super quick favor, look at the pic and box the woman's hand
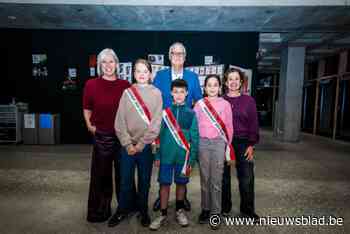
[244,146,254,161]
[127,145,137,156]
[88,125,96,135]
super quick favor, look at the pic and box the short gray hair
[168,42,187,60]
[97,48,119,76]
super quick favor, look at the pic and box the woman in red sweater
[83,48,130,223]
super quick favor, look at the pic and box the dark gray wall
[1,29,259,143]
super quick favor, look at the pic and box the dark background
[1,29,259,143]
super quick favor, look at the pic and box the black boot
[108,211,127,227]
[198,210,210,224]
[140,212,151,227]
[241,211,260,224]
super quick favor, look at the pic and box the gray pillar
[275,46,305,142]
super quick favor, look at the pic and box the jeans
[118,144,153,214]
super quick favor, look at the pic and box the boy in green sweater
[150,79,199,230]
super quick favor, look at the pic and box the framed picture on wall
[205,66,211,75]
[119,62,133,83]
[199,75,206,87]
[211,65,217,75]
[32,54,48,79]
[199,66,205,75]
[217,65,224,75]
[119,63,125,74]
[148,54,164,65]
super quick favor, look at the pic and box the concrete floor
[0,130,349,234]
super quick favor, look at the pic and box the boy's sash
[198,98,236,162]
[126,86,160,146]
[162,108,191,176]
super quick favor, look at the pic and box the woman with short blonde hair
[83,48,130,223]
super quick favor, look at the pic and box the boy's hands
[154,160,160,167]
[186,165,192,176]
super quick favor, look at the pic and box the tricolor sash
[162,108,191,176]
[126,86,152,125]
[198,98,236,162]
[126,86,160,147]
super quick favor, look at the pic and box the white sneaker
[149,215,167,230]
[176,209,189,227]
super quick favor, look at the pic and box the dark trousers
[87,131,121,222]
[222,137,255,214]
[118,145,153,214]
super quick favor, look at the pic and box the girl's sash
[126,86,160,147]
[198,98,236,162]
[126,86,152,125]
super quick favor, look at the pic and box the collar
[171,68,184,80]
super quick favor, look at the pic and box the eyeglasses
[171,52,185,57]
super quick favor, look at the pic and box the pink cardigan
[193,97,233,143]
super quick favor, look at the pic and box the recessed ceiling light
[8,16,16,20]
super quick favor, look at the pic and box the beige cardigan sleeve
[114,91,132,147]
